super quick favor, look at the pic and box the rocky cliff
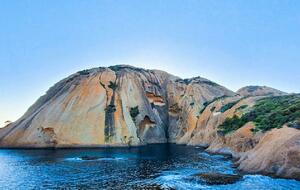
[0,65,234,147]
[187,94,300,180]
[1,65,299,180]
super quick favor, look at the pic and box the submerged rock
[80,156,104,160]
[206,147,234,157]
[133,183,175,190]
[194,172,242,185]
[194,143,209,149]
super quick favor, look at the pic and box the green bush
[219,100,239,113]
[218,95,300,134]
[236,105,248,110]
[78,70,90,75]
[218,115,247,134]
[201,80,219,86]
[105,104,116,113]
[203,95,229,107]
[251,95,300,131]
[199,107,205,114]
[108,81,118,90]
[200,95,230,114]
[130,106,140,121]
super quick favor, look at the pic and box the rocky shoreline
[0,65,299,180]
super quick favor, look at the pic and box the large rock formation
[187,94,300,180]
[237,127,300,180]
[0,65,234,147]
[1,65,299,180]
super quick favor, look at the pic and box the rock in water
[132,184,175,190]
[80,156,104,161]
[194,172,242,185]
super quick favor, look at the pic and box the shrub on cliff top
[218,95,300,134]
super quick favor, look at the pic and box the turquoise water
[0,144,299,189]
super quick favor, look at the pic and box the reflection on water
[0,144,299,189]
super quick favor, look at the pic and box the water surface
[0,144,299,189]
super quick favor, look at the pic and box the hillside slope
[237,86,287,97]
[188,94,300,180]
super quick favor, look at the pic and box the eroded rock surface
[0,65,234,147]
[237,127,300,180]
[0,65,299,181]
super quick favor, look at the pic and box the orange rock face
[0,65,298,180]
[0,65,234,147]
[186,94,300,180]
[237,127,300,180]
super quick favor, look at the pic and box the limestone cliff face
[0,65,234,147]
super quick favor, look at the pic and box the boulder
[80,156,105,160]
[194,172,242,185]
[237,127,300,180]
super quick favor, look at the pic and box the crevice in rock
[99,73,117,143]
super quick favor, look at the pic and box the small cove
[0,144,299,189]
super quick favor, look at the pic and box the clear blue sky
[0,0,300,126]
